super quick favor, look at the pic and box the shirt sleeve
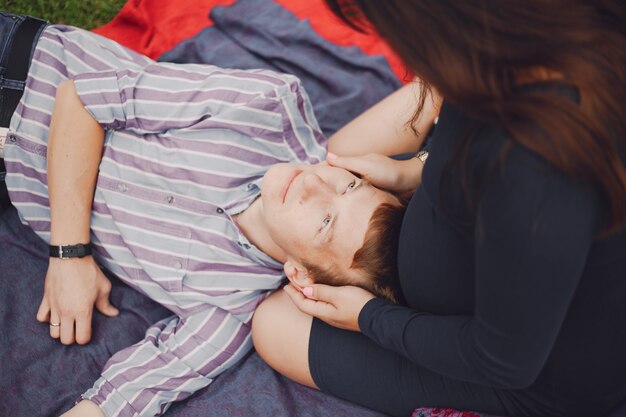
[71,63,292,133]
[82,306,253,417]
[359,143,601,389]
[72,62,328,161]
[276,80,328,164]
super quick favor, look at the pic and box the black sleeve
[358,143,601,389]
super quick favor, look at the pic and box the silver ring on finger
[49,321,61,327]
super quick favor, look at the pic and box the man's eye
[321,215,332,230]
[345,180,357,192]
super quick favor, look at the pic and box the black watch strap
[49,243,92,259]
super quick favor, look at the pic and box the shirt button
[217,208,224,214]
[237,240,251,249]
[174,260,183,270]
[116,183,127,192]
[166,195,175,204]
[247,183,254,189]
[9,135,16,142]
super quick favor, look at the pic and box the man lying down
[0,18,405,417]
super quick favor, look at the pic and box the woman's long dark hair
[326,0,626,235]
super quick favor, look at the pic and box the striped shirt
[4,25,326,417]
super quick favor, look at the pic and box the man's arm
[75,308,254,417]
[47,80,102,252]
[61,399,105,417]
[36,80,118,345]
[327,79,441,156]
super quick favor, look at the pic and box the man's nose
[301,173,331,198]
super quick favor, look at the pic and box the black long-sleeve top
[359,89,626,416]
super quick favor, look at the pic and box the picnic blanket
[8,0,625,416]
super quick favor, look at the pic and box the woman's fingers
[326,154,372,178]
[300,283,339,304]
[286,283,374,332]
[283,284,336,320]
[327,153,409,192]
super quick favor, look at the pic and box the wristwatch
[415,150,429,163]
[49,243,92,259]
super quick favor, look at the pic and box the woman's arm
[327,79,441,156]
[35,80,118,346]
[291,143,600,389]
[326,152,426,195]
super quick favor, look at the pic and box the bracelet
[49,243,92,259]
[415,150,429,163]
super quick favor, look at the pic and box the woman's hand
[326,152,424,195]
[36,256,119,345]
[283,283,376,332]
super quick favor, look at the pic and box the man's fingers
[75,314,93,345]
[95,291,119,317]
[59,316,76,345]
[36,296,50,323]
[49,310,61,339]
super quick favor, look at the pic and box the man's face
[260,162,397,282]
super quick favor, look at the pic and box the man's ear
[283,259,314,290]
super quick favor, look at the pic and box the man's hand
[36,256,119,345]
[60,400,105,417]
[283,283,375,332]
[326,152,424,195]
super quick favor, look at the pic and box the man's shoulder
[209,66,306,100]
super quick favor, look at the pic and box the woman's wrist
[397,156,425,193]
[357,297,391,334]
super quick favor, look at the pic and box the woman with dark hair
[252,2,626,417]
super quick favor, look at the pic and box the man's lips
[282,170,302,203]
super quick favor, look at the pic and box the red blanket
[94,0,408,81]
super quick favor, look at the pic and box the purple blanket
[4,0,625,415]
[0,0,397,416]
[0,204,388,417]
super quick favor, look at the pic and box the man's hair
[304,200,407,304]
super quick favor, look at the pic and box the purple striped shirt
[4,25,326,417]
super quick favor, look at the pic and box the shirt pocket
[130,218,191,293]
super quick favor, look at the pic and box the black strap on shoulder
[5,17,48,82]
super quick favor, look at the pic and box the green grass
[1,0,127,29]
